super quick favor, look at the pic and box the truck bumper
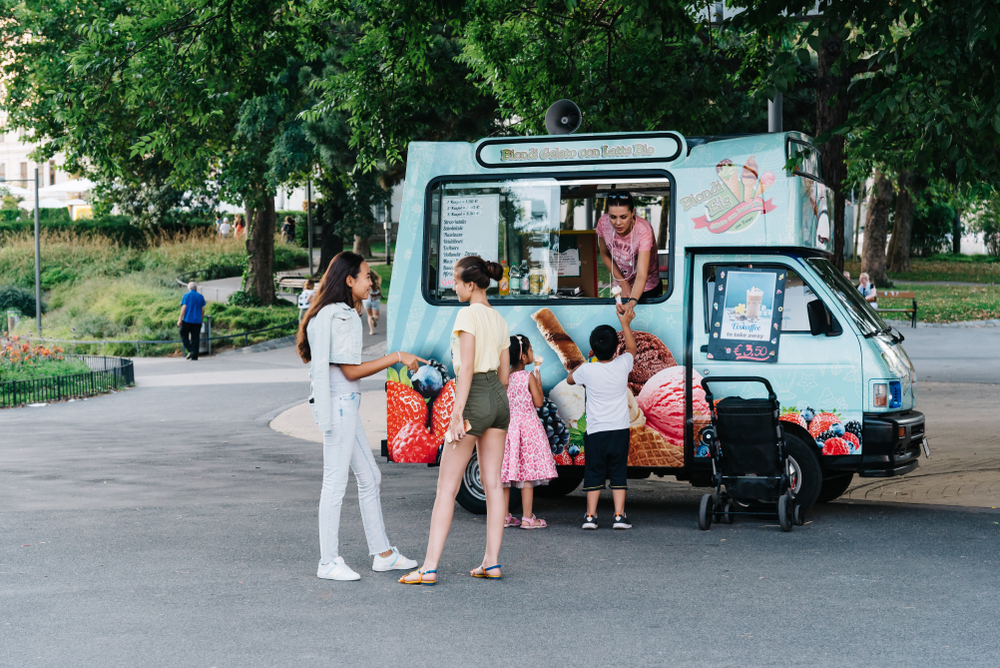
[858,410,926,478]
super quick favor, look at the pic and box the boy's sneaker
[613,513,632,530]
[372,547,418,572]
[582,514,598,530]
[317,556,361,581]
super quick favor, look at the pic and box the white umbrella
[38,177,96,194]
[18,197,69,209]
[66,198,88,206]
[1,183,31,198]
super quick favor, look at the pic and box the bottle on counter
[519,259,530,294]
[499,260,510,296]
[509,261,521,295]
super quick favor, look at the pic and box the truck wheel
[456,451,486,515]
[784,433,822,511]
[536,467,584,498]
[816,473,855,504]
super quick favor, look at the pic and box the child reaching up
[501,335,558,529]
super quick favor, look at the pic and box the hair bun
[485,261,504,281]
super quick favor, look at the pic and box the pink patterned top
[596,213,660,294]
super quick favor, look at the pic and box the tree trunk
[861,171,892,286]
[352,234,371,257]
[886,172,915,273]
[246,194,276,305]
[952,208,962,254]
[317,201,345,278]
[816,30,851,271]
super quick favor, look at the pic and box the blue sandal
[471,564,502,580]
[399,568,437,586]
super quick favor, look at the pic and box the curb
[884,318,1000,329]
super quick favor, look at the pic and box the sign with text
[708,267,786,363]
[438,195,499,290]
[476,133,684,168]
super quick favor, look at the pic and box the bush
[971,194,1000,258]
[912,202,957,257]
[0,284,44,315]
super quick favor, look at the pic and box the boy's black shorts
[582,428,630,492]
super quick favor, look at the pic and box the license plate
[921,437,931,458]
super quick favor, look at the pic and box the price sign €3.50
[707,267,786,364]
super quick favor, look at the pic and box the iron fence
[0,355,135,408]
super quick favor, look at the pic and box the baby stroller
[697,377,804,532]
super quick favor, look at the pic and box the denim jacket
[307,302,362,432]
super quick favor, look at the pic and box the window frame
[702,260,832,335]
[421,169,677,307]
[785,137,824,184]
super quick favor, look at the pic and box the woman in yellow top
[400,256,511,585]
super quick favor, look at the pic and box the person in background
[218,218,232,238]
[214,214,222,231]
[362,271,383,335]
[282,216,296,244]
[858,272,878,310]
[596,191,660,319]
[298,279,316,321]
[297,251,423,581]
[843,270,851,281]
[177,281,207,361]
[399,255,510,586]
[233,215,245,239]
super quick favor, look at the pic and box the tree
[861,171,892,285]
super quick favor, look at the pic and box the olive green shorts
[465,371,510,436]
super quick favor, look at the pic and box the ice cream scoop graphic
[548,380,586,430]
[411,364,444,398]
[611,285,623,306]
[636,366,711,446]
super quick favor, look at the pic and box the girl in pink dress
[501,335,558,529]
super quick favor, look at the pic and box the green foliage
[970,193,1000,258]
[0,358,91,383]
[226,290,264,308]
[0,285,44,316]
[911,203,957,258]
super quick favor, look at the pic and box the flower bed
[1,336,133,407]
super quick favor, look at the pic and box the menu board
[707,267,786,363]
[438,195,500,289]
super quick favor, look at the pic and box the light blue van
[383,130,927,514]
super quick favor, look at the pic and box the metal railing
[20,320,299,357]
[0,355,135,408]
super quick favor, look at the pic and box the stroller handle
[700,376,777,404]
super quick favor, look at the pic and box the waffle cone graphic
[627,425,684,467]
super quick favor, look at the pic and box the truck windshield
[807,258,889,337]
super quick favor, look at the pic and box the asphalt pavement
[2,320,1000,667]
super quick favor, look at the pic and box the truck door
[688,253,863,506]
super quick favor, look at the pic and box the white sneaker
[372,547,418,572]
[317,557,361,581]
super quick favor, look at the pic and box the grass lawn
[879,283,1000,324]
[844,254,1000,285]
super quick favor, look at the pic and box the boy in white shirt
[567,309,637,530]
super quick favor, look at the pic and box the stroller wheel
[722,502,735,524]
[793,503,806,526]
[777,493,793,532]
[698,494,715,530]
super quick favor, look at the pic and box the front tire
[816,473,855,503]
[784,433,823,511]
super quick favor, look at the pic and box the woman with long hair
[400,255,510,585]
[297,251,424,581]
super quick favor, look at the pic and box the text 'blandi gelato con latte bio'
[499,143,657,162]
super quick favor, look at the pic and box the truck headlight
[874,383,888,407]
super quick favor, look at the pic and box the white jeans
[318,392,391,563]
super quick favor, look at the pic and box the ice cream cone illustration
[624,389,684,467]
[532,308,586,371]
[758,171,776,197]
[742,156,760,200]
[716,159,742,199]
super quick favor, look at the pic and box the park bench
[275,276,310,293]
[878,290,918,328]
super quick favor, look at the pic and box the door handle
[700,345,708,353]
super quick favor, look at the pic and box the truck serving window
[424,175,673,303]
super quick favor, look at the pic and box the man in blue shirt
[177,282,207,360]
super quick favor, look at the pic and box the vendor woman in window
[596,191,661,317]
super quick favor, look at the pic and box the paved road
[3,324,1000,667]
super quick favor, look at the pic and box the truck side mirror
[807,299,841,336]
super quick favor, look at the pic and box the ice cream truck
[381,130,927,514]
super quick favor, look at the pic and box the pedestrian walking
[362,271,382,335]
[233,215,245,239]
[177,281,206,360]
[501,334,557,530]
[297,279,315,321]
[282,216,296,244]
[218,218,232,238]
[399,255,510,585]
[297,251,423,581]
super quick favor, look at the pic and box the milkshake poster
[708,267,786,363]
